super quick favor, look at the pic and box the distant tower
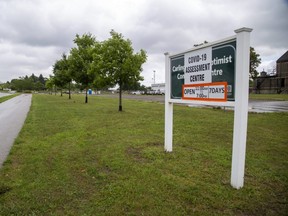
[153,70,156,84]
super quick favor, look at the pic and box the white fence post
[231,27,253,189]
[164,52,173,152]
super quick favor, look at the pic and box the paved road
[248,100,288,113]
[0,92,12,98]
[0,94,32,167]
[97,94,288,113]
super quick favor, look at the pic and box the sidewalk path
[0,94,32,167]
[0,92,12,98]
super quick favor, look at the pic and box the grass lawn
[0,94,287,215]
[249,93,288,101]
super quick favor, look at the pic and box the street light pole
[153,70,156,84]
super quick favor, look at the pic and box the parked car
[131,91,142,95]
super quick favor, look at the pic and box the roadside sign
[165,27,253,189]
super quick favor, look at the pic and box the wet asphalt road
[0,94,32,167]
[97,94,288,113]
[0,92,11,98]
[248,100,288,113]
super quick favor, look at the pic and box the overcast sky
[0,0,287,85]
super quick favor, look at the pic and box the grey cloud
[0,0,93,48]
[0,0,287,83]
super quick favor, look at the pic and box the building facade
[151,83,165,94]
[253,50,288,94]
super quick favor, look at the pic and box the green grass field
[249,93,288,101]
[0,94,287,215]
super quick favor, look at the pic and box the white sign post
[231,28,252,189]
[165,52,173,152]
[164,27,252,189]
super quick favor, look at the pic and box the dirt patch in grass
[125,146,149,163]
[145,142,162,147]
[0,184,12,195]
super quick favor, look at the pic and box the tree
[45,76,55,95]
[69,33,99,103]
[30,73,37,83]
[34,81,44,91]
[38,74,46,85]
[10,76,34,91]
[99,30,147,111]
[53,53,72,98]
[122,80,143,91]
[250,47,261,81]
[0,82,10,90]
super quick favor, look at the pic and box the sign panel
[212,41,236,100]
[171,55,184,99]
[170,40,236,101]
[184,47,212,84]
[182,82,227,101]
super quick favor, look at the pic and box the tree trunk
[119,83,122,111]
[68,82,71,99]
[85,88,88,103]
[61,89,63,97]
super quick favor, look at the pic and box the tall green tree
[99,30,147,111]
[10,76,34,91]
[30,73,37,83]
[45,76,55,95]
[53,53,71,98]
[34,81,44,91]
[69,33,99,103]
[250,47,261,81]
[38,74,46,85]
[0,82,10,90]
